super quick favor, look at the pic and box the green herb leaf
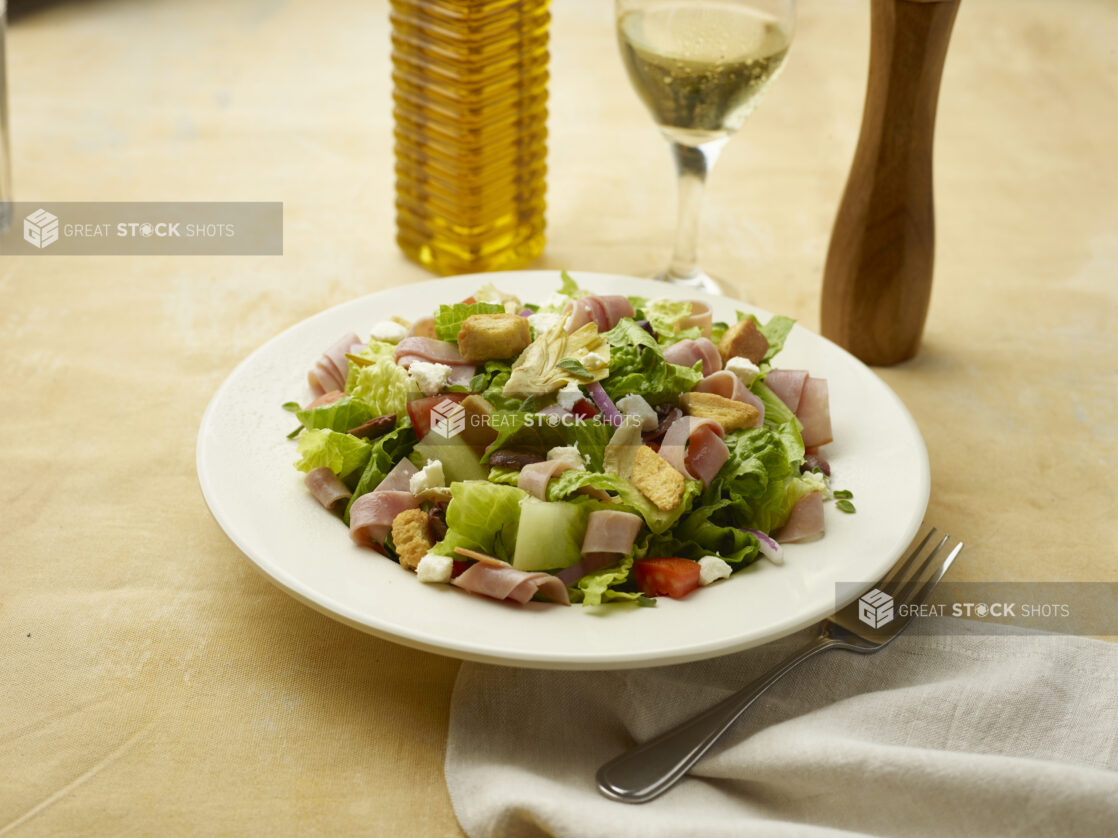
[557,358,594,380]
[286,425,303,439]
[836,499,857,514]
[832,489,854,499]
[281,401,301,413]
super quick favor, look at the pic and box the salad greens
[288,273,841,608]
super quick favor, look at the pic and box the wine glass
[616,0,796,297]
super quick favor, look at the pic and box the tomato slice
[632,558,701,599]
[571,398,599,419]
[406,393,468,441]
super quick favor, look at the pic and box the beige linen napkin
[445,619,1118,838]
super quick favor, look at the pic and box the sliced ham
[518,460,611,502]
[349,491,418,548]
[394,336,476,387]
[764,369,809,413]
[452,562,570,605]
[693,371,764,427]
[675,300,713,338]
[347,459,420,547]
[775,491,825,543]
[304,467,351,513]
[304,389,346,410]
[581,510,643,556]
[663,338,722,377]
[659,416,729,486]
[564,295,634,333]
[797,378,833,447]
[308,333,362,397]
[395,336,468,367]
[378,458,419,493]
[518,460,571,500]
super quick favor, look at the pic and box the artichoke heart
[502,318,610,397]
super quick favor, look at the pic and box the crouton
[390,508,433,572]
[457,314,531,363]
[631,445,685,511]
[680,392,760,433]
[718,317,769,364]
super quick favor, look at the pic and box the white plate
[197,271,928,669]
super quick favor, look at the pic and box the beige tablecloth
[2,0,1116,835]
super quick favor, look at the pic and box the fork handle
[596,635,836,804]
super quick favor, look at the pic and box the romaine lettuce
[344,426,418,521]
[431,481,527,562]
[482,413,613,471]
[349,357,410,420]
[344,340,397,391]
[294,429,372,482]
[295,396,374,433]
[603,343,702,405]
[433,301,504,341]
[545,469,702,534]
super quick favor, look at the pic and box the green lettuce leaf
[344,426,418,520]
[752,380,803,433]
[643,298,692,338]
[604,317,658,351]
[545,469,701,534]
[646,497,760,563]
[559,270,586,299]
[349,358,411,421]
[433,301,504,341]
[431,481,527,562]
[482,413,613,471]
[706,425,814,534]
[294,429,371,482]
[295,396,375,433]
[487,466,521,485]
[344,340,398,391]
[603,343,703,405]
[573,555,641,607]
[759,315,796,364]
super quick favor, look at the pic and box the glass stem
[666,139,726,282]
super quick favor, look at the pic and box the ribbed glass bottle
[390,0,549,275]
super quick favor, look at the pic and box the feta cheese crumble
[409,361,452,396]
[547,445,586,471]
[616,394,658,431]
[582,351,608,371]
[698,556,733,586]
[527,311,562,335]
[416,553,453,584]
[556,382,583,411]
[368,320,408,344]
[409,459,446,495]
[725,356,761,385]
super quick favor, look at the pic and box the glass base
[654,268,746,302]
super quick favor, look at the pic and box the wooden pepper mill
[820,0,961,366]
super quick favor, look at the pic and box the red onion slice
[587,381,623,426]
[743,528,784,565]
[518,308,533,317]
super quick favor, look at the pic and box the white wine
[618,3,791,146]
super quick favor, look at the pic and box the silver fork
[597,524,964,804]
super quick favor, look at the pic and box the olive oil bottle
[391,0,549,275]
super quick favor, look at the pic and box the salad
[286,273,842,608]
